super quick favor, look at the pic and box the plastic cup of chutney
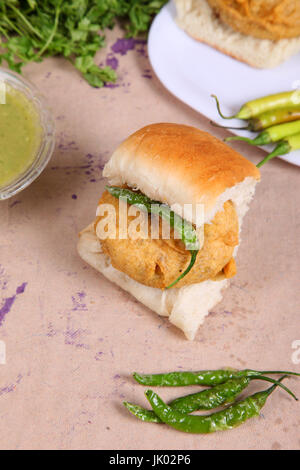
[0,68,55,200]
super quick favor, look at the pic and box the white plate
[148,0,300,166]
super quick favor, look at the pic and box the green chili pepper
[212,91,300,120]
[133,368,300,387]
[145,376,288,434]
[105,186,200,288]
[225,120,300,146]
[256,132,300,168]
[126,377,253,423]
[124,402,162,423]
[124,375,297,423]
[210,107,300,132]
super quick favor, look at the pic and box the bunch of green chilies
[211,91,300,167]
[123,368,300,433]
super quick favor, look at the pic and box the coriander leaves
[0,0,167,87]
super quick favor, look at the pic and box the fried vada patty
[95,190,239,289]
[207,0,300,40]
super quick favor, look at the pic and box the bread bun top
[103,123,260,225]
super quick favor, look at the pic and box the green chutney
[0,84,42,188]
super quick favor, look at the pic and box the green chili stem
[166,250,198,289]
[259,370,300,377]
[252,375,297,400]
[256,141,291,168]
[225,134,270,146]
[210,121,250,131]
[211,94,238,120]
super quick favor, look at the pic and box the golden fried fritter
[207,0,300,40]
[95,190,239,289]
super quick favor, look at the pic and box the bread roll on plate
[78,123,260,340]
[174,0,300,68]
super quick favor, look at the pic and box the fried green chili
[145,377,287,434]
[126,377,253,423]
[105,186,200,288]
[212,91,300,120]
[124,402,162,423]
[256,132,300,168]
[133,368,300,387]
[124,375,297,423]
[210,107,300,132]
[225,120,300,146]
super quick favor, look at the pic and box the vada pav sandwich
[175,0,300,68]
[78,123,260,340]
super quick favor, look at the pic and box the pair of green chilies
[124,368,300,434]
[212,91,300,167]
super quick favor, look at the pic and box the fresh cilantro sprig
[0,0,167,87]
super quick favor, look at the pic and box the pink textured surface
[0,27,299,450]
